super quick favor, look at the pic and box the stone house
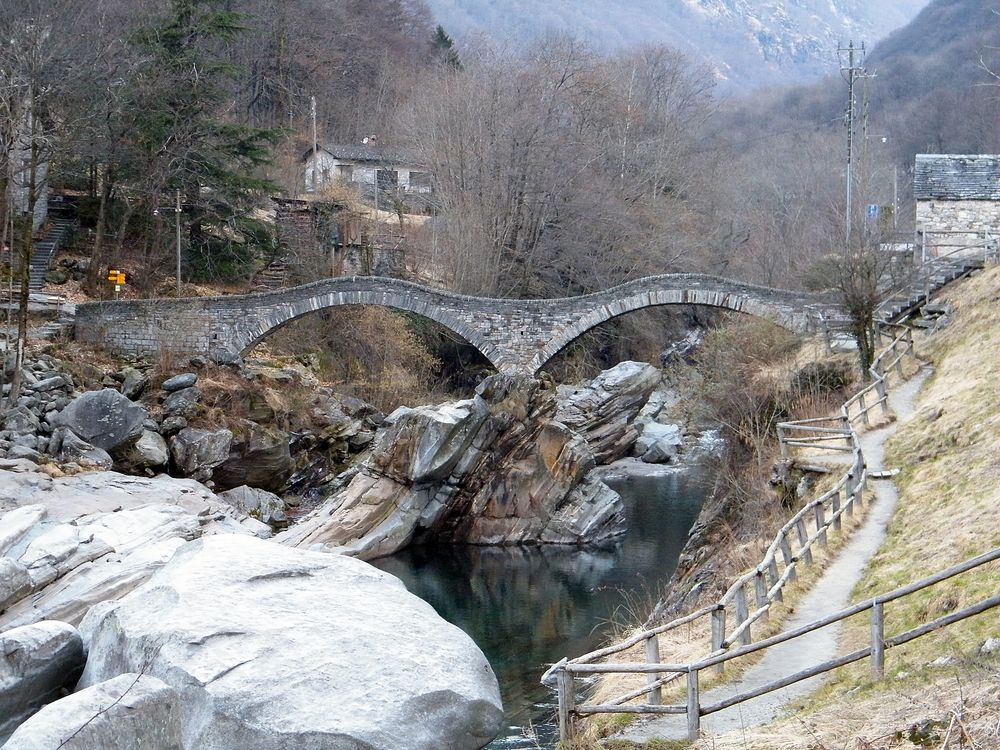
[914,154,999,259]
[302,142,432,198]
[268,197,403,284]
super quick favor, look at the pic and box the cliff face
[278,362,662,559]
[423,0,926,91]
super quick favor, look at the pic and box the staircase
[28,215,74,291]
[1,214,75,292]
[874,256,984,325]
[252,258,288,291]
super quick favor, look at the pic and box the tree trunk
[86,166,113,295]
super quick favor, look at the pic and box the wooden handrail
[545,323,970,743]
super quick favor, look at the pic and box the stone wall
[75,275,836,374]
[916,199,1000,258]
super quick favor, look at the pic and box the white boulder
[1,673,182,750]
[79,535,503,750]
[0,621,86,743]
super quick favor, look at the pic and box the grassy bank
[682,266,1000,748]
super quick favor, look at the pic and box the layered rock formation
[278,362,661,559]
[0,470,256,632]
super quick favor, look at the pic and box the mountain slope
[425,0,929,91]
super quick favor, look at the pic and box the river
[373,465,710,748]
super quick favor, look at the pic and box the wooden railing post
[779,535,797,581]
[795,518,813,564]
[814,503,828,546]
[875,376,887,415]
[754,570,769,618]
[859,392,870,426]
[734,586,752,645]
[711,607,726,674]
[686,669,701,741]
[557,666,575,742]
[871,600,885,680]
[767,558,783,602]
[832,491,842,530]
[645,635,662,705]
[777,424,788,457]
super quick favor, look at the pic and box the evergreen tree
[432,25,461,70]
[134,0,282,280]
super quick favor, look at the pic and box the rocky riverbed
[0,349,718,748]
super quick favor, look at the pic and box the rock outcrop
[555,361,661,463]
[0,621,86,743]
[79,535,503,750]
[278,373,628,559]
[1,674,183,750]
[211,422,292,492]
[0,469,252,632]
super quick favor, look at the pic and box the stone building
[302,142,431,198]
[267,197,403,286]
[914,154,999,259]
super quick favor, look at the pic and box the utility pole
[839,40,866,250]
[175,189,182,294]
[310,96,318,193]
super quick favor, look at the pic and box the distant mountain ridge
[424,0,930,91]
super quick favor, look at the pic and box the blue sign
[867,204,880,219]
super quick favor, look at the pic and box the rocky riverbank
[0,346,719,748]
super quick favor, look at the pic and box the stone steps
[874,258,982,325]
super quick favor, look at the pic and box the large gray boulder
[211,422,292,492]
[635,421,683,463]
[0,621,86,743]
[119,367,149,400]
[53,389,146,453]
[79,535,503,750]
[161,372,197,392]
[216,485,286,526]
[0,471,251,632]
[169,427,233,478]
[555,361,661,463]
[115,429,169,473]
[56,430,114,470]
[1,673,182,750]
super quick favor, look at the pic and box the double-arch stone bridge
[74,275,839,375]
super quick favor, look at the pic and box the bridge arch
[527,282,811,374]
[233,284,509,371]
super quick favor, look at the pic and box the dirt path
[617,368,930,744]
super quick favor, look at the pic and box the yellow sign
[107,270,126,285]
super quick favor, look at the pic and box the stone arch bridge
[74,275,839,375]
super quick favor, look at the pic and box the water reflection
[373,467,709,748]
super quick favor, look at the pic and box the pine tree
[432,25,461,70]
[134,0,282,280]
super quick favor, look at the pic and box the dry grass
[669,266,1000,749]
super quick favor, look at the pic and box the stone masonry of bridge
[74,275,838,375]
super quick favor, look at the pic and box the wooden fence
[543,325,1000,742]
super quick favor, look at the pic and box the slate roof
[303,143,420,166]
[914,154,1000,201]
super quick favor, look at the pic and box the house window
[377,169,399,191]
[337,164,353,181]
[408,171,431,190]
